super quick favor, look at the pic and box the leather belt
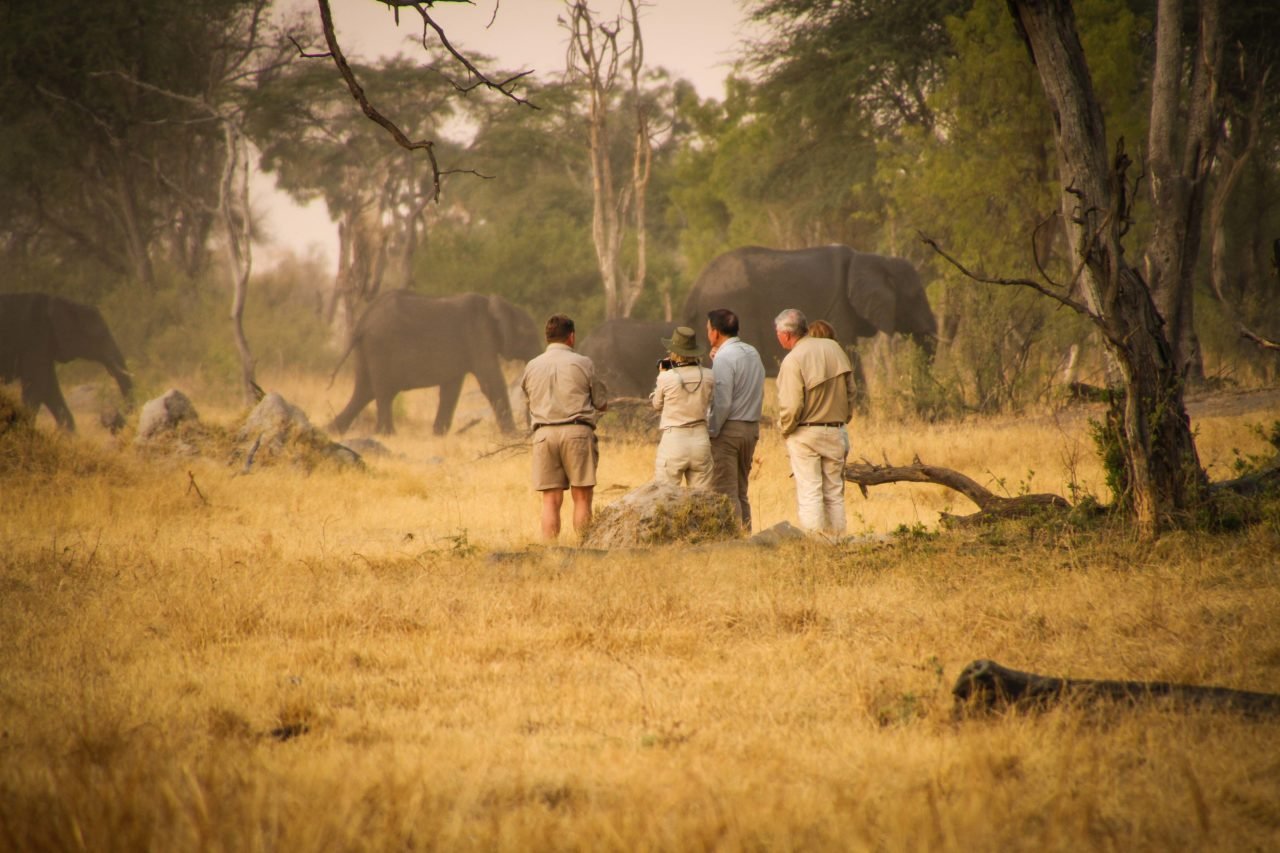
[799,422,843,427]
[533,419,595,431]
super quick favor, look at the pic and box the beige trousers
[655,425,714,489]
[785,425,848,534]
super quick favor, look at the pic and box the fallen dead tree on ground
[843,456,1072,525]
[952,659,1280,718]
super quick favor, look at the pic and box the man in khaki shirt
[774,308,856,535]
[520,314,608,541]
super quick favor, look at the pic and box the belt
[799,422,844,427]
[533,418,595,431]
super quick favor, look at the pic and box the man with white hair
[774,307,856,536]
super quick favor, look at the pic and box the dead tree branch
[953,658,1280,718]
[1239,326,1280,352]
[312,0,536,202]
[843,457,1071,524]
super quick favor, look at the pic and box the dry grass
[2,373,1279,851]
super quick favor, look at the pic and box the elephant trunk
[111,366,135,408]
[914,331,939,361]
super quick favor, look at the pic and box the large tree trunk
[1009,0,1207,537]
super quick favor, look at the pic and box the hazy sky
[260,0,757,266]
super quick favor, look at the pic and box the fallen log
[842,457,1071,524]
[952,659,1280,718]
[1210,464,1280,498]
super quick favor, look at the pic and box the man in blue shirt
[705,308,766,531]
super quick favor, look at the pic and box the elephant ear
[488,295,541,362]
[845,252,898,336]
[890,259,939,344]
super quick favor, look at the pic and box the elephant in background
[329,290,542,436]
[681,245,938,375]
[577,318,679,399]
[0,292,133,431]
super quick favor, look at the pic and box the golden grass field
[2,371,1279,851]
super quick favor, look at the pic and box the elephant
[0,292,133,431]
[680,245,938,375]
[329,290,542,436]
[576,318,679,399]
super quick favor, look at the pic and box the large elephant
[577,318,679,399]
[0,292,133,431]
[329,290,542,436]
[680,245,938,375]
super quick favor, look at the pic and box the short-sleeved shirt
[520,343,608,429]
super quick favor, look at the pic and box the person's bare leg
[570,486,594,536]
[541,489,565,541]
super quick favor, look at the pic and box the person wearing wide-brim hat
[661,326,708,358]
[649,326,716,489]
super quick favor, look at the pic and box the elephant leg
[847,346,870,415]
[374,390,398,436]
[27,365,75,431]
[330,374,374,435]
[433,377,463,436]
[474,366,516,434]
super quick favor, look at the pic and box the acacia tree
[251,55,466,339]
[1001,0,1209,537]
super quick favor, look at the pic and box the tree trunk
[220,122,257,404]
[1143,0,1223,386]
[1009,0,1207,537]
[619,0,651,318]
[568,0,649,320]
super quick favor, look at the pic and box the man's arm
[843,367,857,424]
[707,354,734,438]
[775,357,803,437]
[589,367,609,413]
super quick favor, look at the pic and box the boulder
[136,389,198,440]
[231,392,362,472]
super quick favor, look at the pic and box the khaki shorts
[531,424,598,490]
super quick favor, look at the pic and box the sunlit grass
[2,373,1279,850]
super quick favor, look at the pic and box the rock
[581,480,740,549]
[339,437,391,458]
[237,392,311,438]
[748,521,808,545]
[136,389,199,440]
[231,392,362,472]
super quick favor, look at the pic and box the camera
[656,357,677,372]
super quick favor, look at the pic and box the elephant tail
[327,335,358,389]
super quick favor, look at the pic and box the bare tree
[564,0,653,319]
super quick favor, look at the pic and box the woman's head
[808,319,838,340]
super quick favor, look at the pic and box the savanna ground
[3,370,1280,851]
